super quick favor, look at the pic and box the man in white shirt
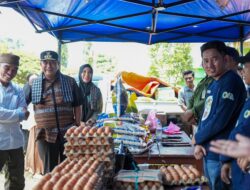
[0,53,29,190]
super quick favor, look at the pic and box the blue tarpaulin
[1,0,250,44]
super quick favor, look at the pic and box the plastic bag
[112,75,128,117]
[145,110,158,133]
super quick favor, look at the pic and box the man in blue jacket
[193,41,246,190]
[212,51,250,190]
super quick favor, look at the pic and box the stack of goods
[112,121,153,154]
[33,125,115,190]
[160,165,208,186]
[113,169,164,190]
[32,158,104,190]
[64,125,114,177]
[96,113,152,154]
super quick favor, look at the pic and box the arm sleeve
[221,114,250,162]
[72,79,83,107]
[0,88,27,123]
[195,83,244,145]
[178,89,184,106]
[187,94,194,110]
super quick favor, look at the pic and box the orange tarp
[120,71,179,97]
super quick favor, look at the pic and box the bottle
[155,119,162,142]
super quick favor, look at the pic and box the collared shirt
[0,82,27,150]
[187,76,213,123]
[178,85,195,108]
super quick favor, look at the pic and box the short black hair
[225,46,239,62]
[200,40,227,56]
[183,70,194,77]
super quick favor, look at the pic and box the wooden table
[134,132,203,174]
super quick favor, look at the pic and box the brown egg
[100,138,106,144]
[85,154,91,160]
[78,138,84,145]
[92,137,98,144]
[182,174,188,181]
[89,145,95,153]
[77,154,84,160]
[85,137,91,144]
[51,165,62,174]
[69,138,75,145]
[66,127,75,136]
[87,167,95,175]
[96,127,103,136]
[89,127,97,136]
[33,173,52,190]
[147,181,154,188]
[42,180,54,190]
[50,172,61,184]
[82,127,89,136]
[104,126,111,136]
[74,127,81,136]
[105,145,110,152]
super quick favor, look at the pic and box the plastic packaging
[155,119,162,142]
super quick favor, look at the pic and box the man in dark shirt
[193,41,246,190]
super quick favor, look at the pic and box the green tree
[95,54,117,74]
[13,50,40,84]
[61,44,68,67]
[82,42,117,75]
[83,42,94,66]
[0,39,40,85]
[148,43,193,86]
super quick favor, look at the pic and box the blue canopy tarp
[1,0,250,44]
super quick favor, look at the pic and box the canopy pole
[58,33,62,71]
[240,25,244,55]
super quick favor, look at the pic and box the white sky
[0,7,202,75]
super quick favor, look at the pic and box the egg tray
[64,144,114,154]
[160,165,208,186]
[66,152,115,162]
[34,160,106,190]
[113,181,164,190]
[65,132,112,140]
[66,136,113,146]
[163,176,208,186]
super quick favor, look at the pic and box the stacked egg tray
[160,165,208,186]
[32,158,105,190]
[113,169,164,190]
[64,126,115,177]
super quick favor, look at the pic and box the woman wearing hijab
[78,64,103,125]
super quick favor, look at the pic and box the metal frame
[0,0,248,51]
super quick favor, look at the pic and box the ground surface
[0,171,41,190]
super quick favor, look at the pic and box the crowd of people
[1,40,250,190]
[0,51,103,189]
[180,41,250,190]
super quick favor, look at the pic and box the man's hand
[23,108,30,120]
[237,158,250,172]
[221,163,231,184]
[194,145,206,160]
[210,134,250,160]
[181,110,194,122]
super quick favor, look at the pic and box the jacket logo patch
[202,96,213,121]
[244,110,250,119]
[222,91,234,101]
